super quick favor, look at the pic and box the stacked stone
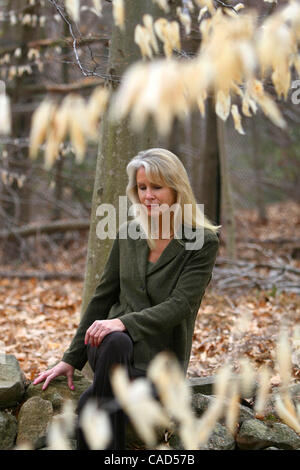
[0,355,300,450]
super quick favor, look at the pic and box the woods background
[0,0,299,384]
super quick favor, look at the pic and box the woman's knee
[102,331,133,355]
[87,332,134,371]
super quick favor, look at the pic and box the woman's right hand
[33,361,75,391]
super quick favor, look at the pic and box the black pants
[76,331,148,450]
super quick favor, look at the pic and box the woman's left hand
[84,319,126,347]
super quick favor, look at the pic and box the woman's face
[136,167,177,216]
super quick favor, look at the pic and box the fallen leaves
[0,201,299,386]
[0,277,81,380]
[190,289,300,382]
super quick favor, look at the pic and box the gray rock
[26,369,92,411]
[268,384,300,419]
[168,432,184,450]
[191,392,213,415]
[169,422,235,450]
[191,393,254,423]
[204,422,236,450]
[188,377,215,396]
[0,355,25,408]
[188,375,256,399]
[16,396,53,449]
[264,447,280,450]
[0,411,17,449]
[236,418,300,450]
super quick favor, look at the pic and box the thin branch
[215,257,300,276]
[0,219,90,241]
[47,0,100,78]
[6,77,104,96]
[0,270,84,280]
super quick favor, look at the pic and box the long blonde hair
[126,148,220,248]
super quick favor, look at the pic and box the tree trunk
[217,117,236,259]
[80,0,162,377]
[52,21,70,222]
[197,98,221,225]
[251,117,267,224]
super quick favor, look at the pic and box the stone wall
[0,354,299,450]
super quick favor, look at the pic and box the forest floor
[0,200,299,386]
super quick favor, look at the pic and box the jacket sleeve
[120,235,219,343]
[62,234,120,370]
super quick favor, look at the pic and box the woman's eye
[154,186,162,189]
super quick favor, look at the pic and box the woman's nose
[145,188,155,199]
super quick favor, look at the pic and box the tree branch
[0,270,84,280]
[0,219,90,241]
[6,77,104,96]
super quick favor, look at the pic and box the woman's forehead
[136,166,163,184]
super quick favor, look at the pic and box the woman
[33,148,220,449]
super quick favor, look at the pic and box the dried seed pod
[113,0,125,31]
[29,100,56,159]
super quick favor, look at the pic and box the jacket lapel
[135,237,149,288]
[134,234,185,282]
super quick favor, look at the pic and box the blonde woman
[34,148,220,450]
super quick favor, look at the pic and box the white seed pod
[215,89,231,121]
[276,330,292,393]
[143,14,159,54]
[238,357,256,398]
[254,365,271,418]
[14,48,22,58]
[65,0,80,22]
[46,419,72,450]
[80,400,111,450]
[86,86,110,138]
[111,364,170,447]
[231,104,245,135]
[152,0,170,13]
[274,395,300,434]
[92,0,103,16]
[112,0,125,31]
[225,378,240,435]
[29,100,56,159]
[135,25,153,59]
[176,7,191,35]
[0,92,12,135]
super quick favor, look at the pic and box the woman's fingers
[66,372,75,391]
[33,369,51,385]
[85,323,98,345]
[42,371,58,390]
[85,320,120,348]
[33,362,74,391]
[85,321,103,346]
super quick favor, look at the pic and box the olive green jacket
[62,221,219,374]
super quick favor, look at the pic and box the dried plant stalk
[65,0,80,22]
[275,395,300,434]
[111,365,170,447]
[254,365,271,418]
[276,331,298,418]
[80,400,112,450]
[113,0,125,31]
[0,92,11,135]
[29,101,56,160]
[225,379,240,435]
